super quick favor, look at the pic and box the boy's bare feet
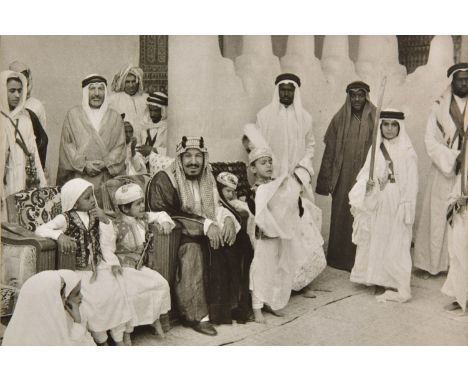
[122,332,132,346]
[444,302,462,312]
[301,289,317,299]
[152,319,165,338]
[253,308,266,324]
[414,270,430,280]
[263,305,285,317]
[374,286,386,295]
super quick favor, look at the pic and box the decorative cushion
[211,161,250,199]
[1,285,19,317]
[1,244,37,288]
[14,187,61,231]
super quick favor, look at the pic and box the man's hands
[221,217,236,247]
[206,224,224,250]
[136,145,155,157]
[206,217,237,249]
[58,234,77,256]
[84,160,105,177]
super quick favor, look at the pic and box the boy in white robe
[247,146,326,323]
[35,178,133,345]
[350,110,418,303]
[113,183,174,338]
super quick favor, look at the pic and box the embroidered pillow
[14,187,61,231]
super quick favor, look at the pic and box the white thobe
[414,90,467,275]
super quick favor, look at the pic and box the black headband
[275,73,301,87]
[346,81,370,93]
[447,63,468,78]
[82,75,107,88]
[147,92,168,106]
[380,111,405,120]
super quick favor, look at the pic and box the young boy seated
[216,171,255,246]
[113,183,175,338]
[35,178,133,345]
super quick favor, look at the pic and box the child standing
[246,148,274,215]
[35,178,133,345]
[113,183,173,337]
[247,147,326,323]
[349,110,418,303]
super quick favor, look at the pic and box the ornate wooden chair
[1,186,61,318]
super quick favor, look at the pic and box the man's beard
[185,172,201,180]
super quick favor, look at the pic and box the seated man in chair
[146,136,252,336]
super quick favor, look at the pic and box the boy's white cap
[216,172,238,190]
[115,183,144,205]
[248,147,273,166]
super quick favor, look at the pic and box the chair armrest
[1,222,56,272]
[146,223,182,287]
[56,247,76,271]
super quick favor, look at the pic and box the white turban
[114,183,144,205]
[216,172,238,190]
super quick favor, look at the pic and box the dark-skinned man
[316,81,376,272]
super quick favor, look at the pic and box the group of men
[2,58,468,335]
[1,63,169,209]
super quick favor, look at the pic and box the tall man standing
[109,65,151,143]
[254,73,325,297]
[1,70,46,201]
[57,74,126,205]
[414,63,468,276]
[316,81,376,271]
[137,91,168,158]
[146,136,252,336]
[8,61,48,168]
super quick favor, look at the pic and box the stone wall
[168,35,468,241]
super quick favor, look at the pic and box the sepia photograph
[1,0,467,380]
